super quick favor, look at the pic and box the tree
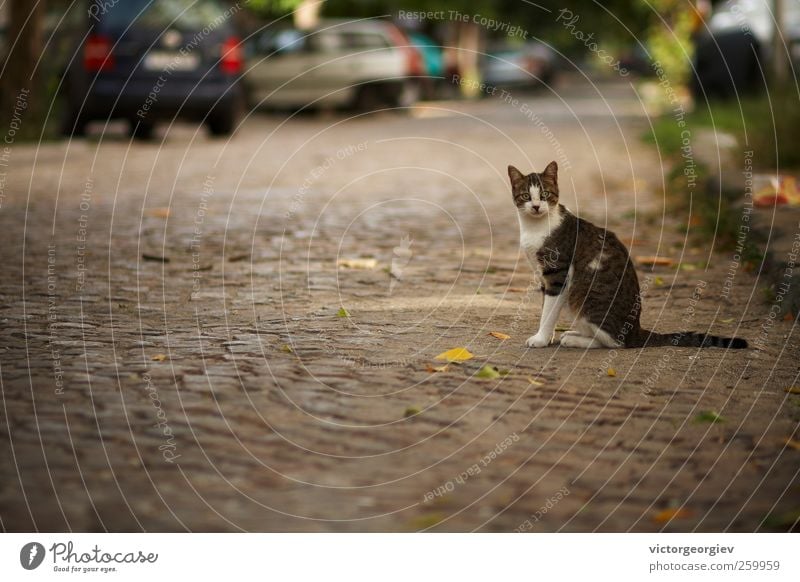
[0,0,45,141]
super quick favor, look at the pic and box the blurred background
[0,1,797,152]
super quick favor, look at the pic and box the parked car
[691,0,800,99]
[480,41,556,91]
[61,0,244,138]
[244,19,422,111]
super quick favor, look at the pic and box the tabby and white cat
[509,162,747,349]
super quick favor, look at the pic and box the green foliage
[645,90,800,170]
[247,0,304,17]
[643,0,694,85]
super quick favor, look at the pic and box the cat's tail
[634,329,748,349]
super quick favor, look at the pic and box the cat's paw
[526,333,551,348]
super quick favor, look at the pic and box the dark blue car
[62,0,244,138]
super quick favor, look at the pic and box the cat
[509,161,748,349]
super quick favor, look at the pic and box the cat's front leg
[526,265,571,348]
[526,292,568,347]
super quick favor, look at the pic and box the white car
[245,19,422,110]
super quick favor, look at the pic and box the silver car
[245,19,422,110]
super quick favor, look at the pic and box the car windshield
[97,0,228,31]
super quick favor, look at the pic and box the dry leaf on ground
[653,508,693,523]
[635,255,674,267]
[488,331,510,340]
[337,258,377,269]
[434,347,474,362]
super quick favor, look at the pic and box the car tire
[60,105,88,138]
[207,93,243,137]
[130,119,156,140]
[354,84,384,111]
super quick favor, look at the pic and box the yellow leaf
[607,368,617,377]
[785,386,800,394]
[784,438,800,451]
[337,307,350,318]
[653,508,693,523]
[145,207,171,218]
[151,354,167,361]
[635,255,674,267]
[337,258,377,269]
[528,377,544,386]
[654,276,664,286]
[488,331,510,340]
[720,318,734,323]
[426,364,449,373]
[280,344,293,353]
[434,347,474,362]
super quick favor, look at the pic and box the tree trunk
[772,0,789,86]
[0,0,45,141]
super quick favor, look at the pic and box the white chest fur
[518,208,563,269]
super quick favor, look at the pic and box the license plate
[144,51,199,71]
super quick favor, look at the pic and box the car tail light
[220,36,242,75]
[84,34,114,71]
[386,26,424,77]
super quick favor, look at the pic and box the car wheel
[60,105,88,138]
[207,94,243,137]
[354,84,384,111]
[130,119,156,140]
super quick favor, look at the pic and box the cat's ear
[542,161,558,184]
[507,165,526,186]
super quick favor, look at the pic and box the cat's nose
[531,205,540,212]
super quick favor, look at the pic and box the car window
[340,32,390,49]
[308,30,344,52]
[98,0,228,31]
[258,29,306,54]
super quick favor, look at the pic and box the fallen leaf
[607,368,617,377]
[404,406,421,418]
[785,386,800,395]
[527,377,544,386]
[720,317,734,323]
[142,253,170,262]
[653,508,693,523]
[654,276,665,286]
[435,347,474,362]
[679,262,698,271]
[337,258,377,269]
[784,311,795,322]
[145,207,171,218]
[694,410,725,424]
[426,364,449,373]
[489,331,510,340]
[409,512,445,529]
[337,307,350,318]
[280,344,293,353]
[476,365,501,380]
[763,509,800,530]
[784,438,800,451]
[151,354,167,362]
[635,255,674,267]
[555,324,571,332]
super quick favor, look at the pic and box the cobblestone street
[1,78,798,532]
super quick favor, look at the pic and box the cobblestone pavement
[1,79,798,532]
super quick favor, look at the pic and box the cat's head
[507,161,559,218]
